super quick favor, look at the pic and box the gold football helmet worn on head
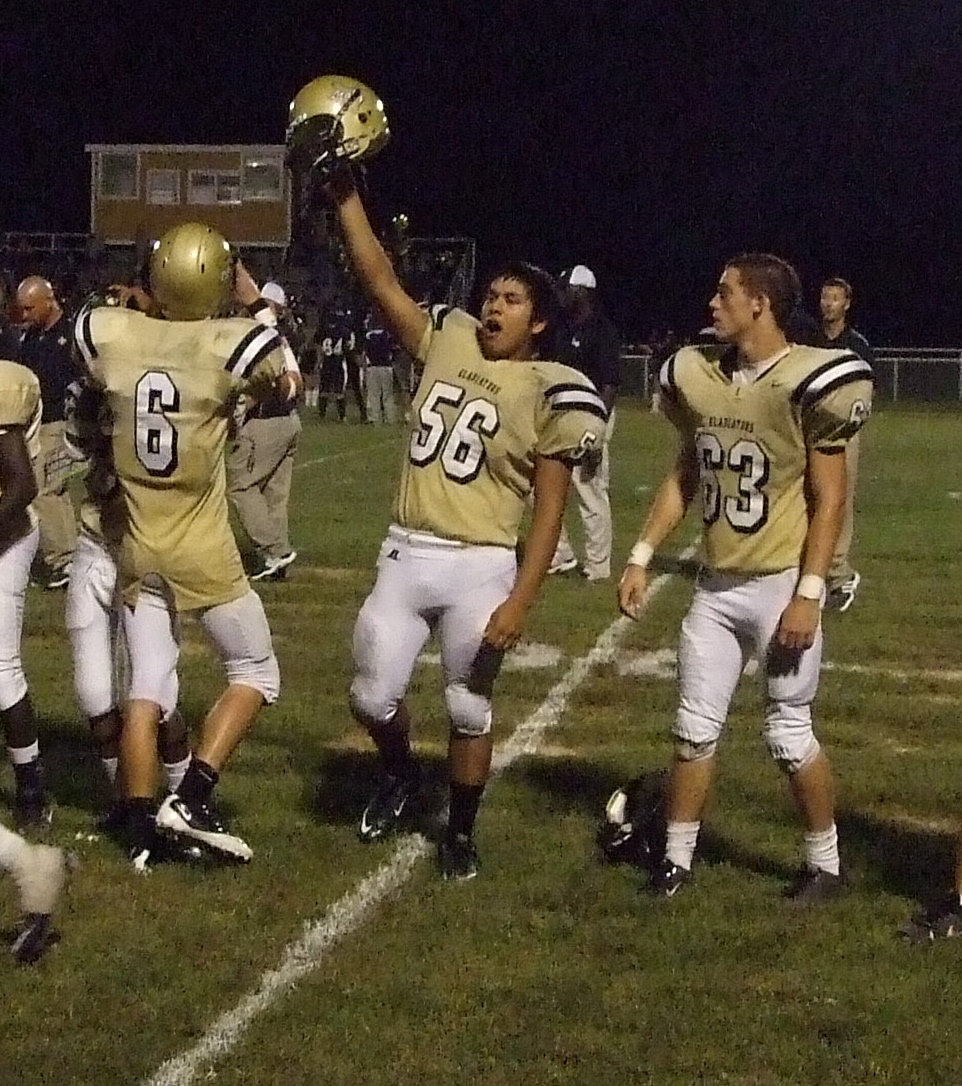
[149,222,234,320]
[286,75,390,175]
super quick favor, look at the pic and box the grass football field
[4,399,962,1086]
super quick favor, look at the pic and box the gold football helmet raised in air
[286,75,390,175]
[149,222,234,320]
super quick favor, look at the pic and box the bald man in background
[15,277,78,589]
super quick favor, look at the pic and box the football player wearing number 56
[286,76,608,881]
[618,253,873,905]
[74,224,300,870]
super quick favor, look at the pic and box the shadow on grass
[515,752,960,901]
[310,747,450,840]
[7,714,111,818]
[836,808,954,903]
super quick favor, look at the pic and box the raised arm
[326,173,429,358]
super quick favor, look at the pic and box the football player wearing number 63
[286,76,608,880]
[74,223,301,869]
[618,253,873,905]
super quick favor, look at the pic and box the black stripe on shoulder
[658,354,676,397]
[554,401,609,422]
[76,308,98,361]
[224,325,268,375]
[808,371,876,405]
[544,381,609,422]
[790,353,867,405]
[239,333,282,381]
[430,304,453,331]
[544,381,594,397]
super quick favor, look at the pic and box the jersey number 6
[134,371,180,478]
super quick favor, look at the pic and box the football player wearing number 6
[618,253,873,904]
[286,76,608,879]
[75,223,300,869]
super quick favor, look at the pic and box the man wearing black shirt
[812,278,874,613]
[547,266,620,582]
[15,277,78,588]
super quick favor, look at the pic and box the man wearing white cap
[548,265,621,582]
[227,280,302,581]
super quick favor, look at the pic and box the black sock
[370,725,419,781]
[13,757,44,795]
[1,694,38,750]
[127,797,156,852]
[176,759,218,806]
[448,782,484,839]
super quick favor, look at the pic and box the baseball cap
[261,281,287,306]
[563,265,596,289]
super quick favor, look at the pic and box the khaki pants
[34,421,78,573]
[828,434,860,588]
[227,413,301,561]
[551,408,615,579]
[365,366,397,424]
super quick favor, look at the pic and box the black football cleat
[156,794,253,861]
[438,833,479,881]
[648,857,691,898]
[11,913,54,965]
[786,864,847,905]
[358,768,421,842]
[13,785,53,835]
[899,895,962,944]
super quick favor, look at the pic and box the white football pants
[66,531,126,720]
[0,526,38,710]
[123,583,280,710]
[675,567,823,754]
[351,525,516,732]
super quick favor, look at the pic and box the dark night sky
[3,2,962,343]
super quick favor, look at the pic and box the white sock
[803,824,839,875]
[164,755,192,794]
[665,821,700,870]
[8,741,40,766]
[101,757,119,784]
[0,822,29,874]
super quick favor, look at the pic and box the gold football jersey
[0,360,42,529]
[75,306,289,609]
[659,343,873,573]
[396,306,608,546]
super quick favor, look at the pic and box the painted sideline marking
[294,439,395,472]
[143,550,695,1086]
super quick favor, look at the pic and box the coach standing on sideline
[547,265,621,582]
[15,276,78,589]
[227,280,302,582]
[811,277,874,613]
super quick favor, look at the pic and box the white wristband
[627,541,655,569]
[795,574,825,600]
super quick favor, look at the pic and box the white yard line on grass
[143,547,696,1086]
[293,440,395,472]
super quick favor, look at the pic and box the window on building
[216,172,241,205]
[99,152,138,199]
[188,170,241,205]
[242,156,284,201]
[146,169,180,205]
